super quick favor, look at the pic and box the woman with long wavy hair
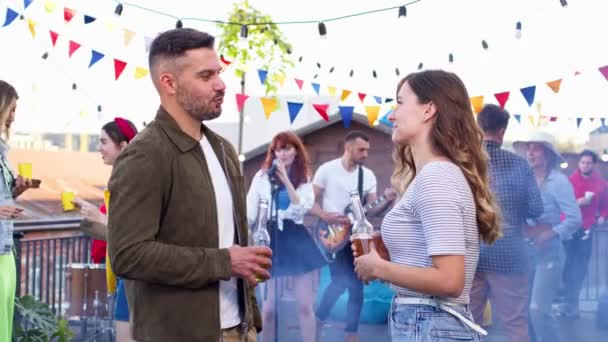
[353,70,501,341]
[246,131,326,342]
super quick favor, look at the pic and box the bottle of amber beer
[349,190,374,256]
[251,198,271,282]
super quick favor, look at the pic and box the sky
[0,0,607,147]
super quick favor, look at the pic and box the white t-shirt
[313,158,377,213]
[200,138,240,329]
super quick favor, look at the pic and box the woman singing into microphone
[246,131,326,342]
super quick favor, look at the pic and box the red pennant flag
[313,104,330,121]
[49,30,59,46]
[235,93,249,113]
[599,65,608,82]
[294,79,304,90]
[590,118,596,123]
[114,59,127,80]
[546,79,562,93]
[64,7,75,23]
[68,40,81,57]
[494,91,510,109]
[550,116,558,122]
[358,93,367,103]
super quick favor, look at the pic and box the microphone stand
[269,176,280,342]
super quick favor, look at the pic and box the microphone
[268,159,280,185]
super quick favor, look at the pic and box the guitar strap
[358,164,365,205]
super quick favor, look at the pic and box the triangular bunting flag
[287,101,304,124]
[374,96,383,104]
[520,86,536,107]
[385,98,394,103]
[550,116,558,122]
[340,90,352,102]
[258,69,268,85]
[44,0,56,13]
[576,118,582,128]
[358,93,367,103]
[601,118,606,127]
[313,104,330,121]
[338,106,355,128]
[276,74,286,87]
[380,108,394,127]
[590,118,596,123]
[364,105,381,126]
[220,55,232,67]
[494,91,510,109]
[134,67,148,79]
[514,114,521,123]
[311,83,321,95]
[144,36,154,52]
[529,115,535,126]
[49,30,59,46]
[68,40,81,57]
[328,86,337,97]
[294,79,304,90]
[3,8,19,27]
[84,15,96,24]
[599,65,608,82]
[27,19,36,38]
[64,7,75,23]
[470,96,484,114]
[88,50,104,68]
[235,94,249,113]
[24,0,33,9]
[260,97,278,120]
[114,59,127,80]
[124,29,136,46]
[546,79,562,93]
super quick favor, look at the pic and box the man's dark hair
[477,104,510,134]
[344,130,369,144]
[148,29,215,69]
[580,149,598,163]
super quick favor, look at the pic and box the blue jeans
[389,299,481,341]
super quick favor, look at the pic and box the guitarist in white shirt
[311,131,396,342]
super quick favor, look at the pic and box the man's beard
[176,87,222,122]
[581,169,593,177]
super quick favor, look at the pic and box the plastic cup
[61,191,75,211]
[18,163,32,179]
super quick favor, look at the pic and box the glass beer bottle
[350,191,374,256]
[251,198,271,282]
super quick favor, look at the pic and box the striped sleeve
[410,164,466,257]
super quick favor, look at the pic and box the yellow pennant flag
[470,96,484,114]
[364,105,381,126]
[528,115,536,126]
[44,0,56,13]
[328,86,337,97]
[134,67,149,79]
[124,29,136,46]
[261,97,278,120]
[27,19,36,38]
[276,73,286,87]
[341,89,352,102]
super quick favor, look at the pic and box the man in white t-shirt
[311,131,394,342]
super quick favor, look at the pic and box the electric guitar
[312,195,390,261]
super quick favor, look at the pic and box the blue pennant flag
[601,118,606,127]
[514,114,521,123]
[374,96,383,104]
[520,86,536,107]
[24,0,33,9]
[89,50,105,68]
[311,83,321,95]
[84,15,96,24]
[338,106,354,128]
[3,8,19,27]
[287,101,304,124]
[576,118,583,128]
[385,98,394,103]
[257,69,268,85]
[380,108,394,127]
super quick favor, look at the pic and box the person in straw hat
[513,131,581,342]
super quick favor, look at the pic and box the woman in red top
[74,117,137,342]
